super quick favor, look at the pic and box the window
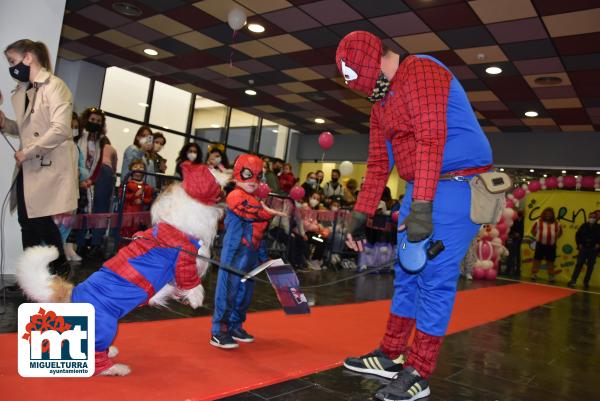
[101,67,150,121]
[228,109,258,151]
[259,120,289,159]
[191,96,228,143]
[226,148,245,165]
[149,81,191,133]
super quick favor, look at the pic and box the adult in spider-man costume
[210,154,285,349]
[338,31,493,401]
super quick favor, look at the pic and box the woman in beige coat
[0,39,77,276]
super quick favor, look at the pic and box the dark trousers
[91,165,115,246]
[506,238,522,276]
[16,171,66,264]
[570,248,597,286]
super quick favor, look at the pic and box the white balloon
[481,260,493,270]
[595,183,600,190]
[541,184,546,190]
[339,160,354,176]
[595,177,600,184]
[227,7,247,31]
[558,182,564,188]
[502,208,514,220]
[539,178,546,185]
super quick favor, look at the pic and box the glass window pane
[228,109,258,151]
[226,147,245,165]
[191,96,228,143]
[101,67,150,121]
[259,120,289,159]
[149,81,191,133]
[105,116,185,184]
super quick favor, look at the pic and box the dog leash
[126,235,398,289]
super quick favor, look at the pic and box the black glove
[348,211,368,242]
[403,201,433,242]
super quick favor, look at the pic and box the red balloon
[528,180,541,192]
[289,186,305,202]
[545,176,558,189]
[563,175,576,188]
[318,131,334,150]
[478,240,494,260]
[392,211,399,224]
[500,233,508,242]
[513,187,526,200]
[485,268,497,280]
[256,183,271,199]
[473,267,485,280]
[505,199,515,209]
[581,176,595,189]
[496,222,508,235]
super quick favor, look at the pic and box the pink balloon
[505,199,515,209]
[500,233,508,242]
[392,211,399,223]
[513,187,526,200]
[485,268,497,280]
[289,186,305,202]
[563,175,576,188]
[473,267,485,280]
[581,176,595,189]
[318,131,334,150]
[496,222,508,235]
[478,240,494,260]
[545,176,558,189]
[256,183,271,199]
[528,180,541,192]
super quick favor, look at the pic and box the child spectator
[119,160,153,242]
[278,163,297,194]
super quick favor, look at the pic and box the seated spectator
[278,163,297,194]
[175,143,202,178]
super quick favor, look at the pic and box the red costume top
[278,172,296,193]
[122,180,153,212]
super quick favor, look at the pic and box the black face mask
[331,177,339,183]
[9,61,30,83]
[273,167,281,174]
[85,121,102,133]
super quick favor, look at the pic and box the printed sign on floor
[18,303,95,377]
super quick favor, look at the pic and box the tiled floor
[1,256,597,401]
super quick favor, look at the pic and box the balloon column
[472,211,513,280]
[506,174,600,206]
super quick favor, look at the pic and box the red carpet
[0,283,573,401]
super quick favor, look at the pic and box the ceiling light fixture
[315,118,325,124]
[529,169,535,172]
[485,66,502,75]
[112,2,142,17]
[597,171,600,175]
[143,48,158,56]
[534,76,562,86]
[248,23,265,33]
[561,170,567,174]
[524,111,538,117]
[499,168,505,172]
[245,89,257,96]
[543,174,547,178]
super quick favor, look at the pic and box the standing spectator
[315,170,325,193]
[323,169,345,201]
[568,212,600,290]
[262,156,281,193]
[278,163,297,194]
[301,172,318,199]
[206,143,229,171]
[147,132,167,191]
[506,210,524,276]
[343,178,358,207]
[175,143,202,178]
[531,207,563,282]
[121,125,153,182]
[0,39,77,277]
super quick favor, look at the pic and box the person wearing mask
[206,144,229,172]
[147,132,167,191]
[0,39,77,277]
[315,170,325,193]
[119,159,153,242]
[175,143,202,178]
[121,125,153,182]
[301,172,318,199]
[278,163,297,194]
[323,169,345,204]
[568,211,600,290]
[531,207,563,282]
[262,156,282,194]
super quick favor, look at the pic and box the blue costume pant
[72,268,147,352]
[211,246,258,334]
[393,179,479,337]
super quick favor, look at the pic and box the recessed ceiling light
[543,174,547,178]
[524,111,538,117]
[529,169,535,172]
[534,76,562,86]
[210,124,220,128]
[123,128,130,133]
[485,66,502,75]
[561,170,567,174]
[112,2,142,17]
[143,48,158,56]
[138,102,149,107]
[597,171,600,175]
[245,89,257,96]
[499,168,505,172]
[315,118,325,124]
[248,23,265,33]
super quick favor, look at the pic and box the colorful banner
[521,190,600,285]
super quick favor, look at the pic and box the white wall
[56,58,105,113]
[0,0,67,275]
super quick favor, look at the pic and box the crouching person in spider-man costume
[337,31,493,401]
[210,154,286,349]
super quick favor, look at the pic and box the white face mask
[331,206,339,212]
[309,198,319,207]
[72,128,79,138]
[187,152,197,161]
[214,156,222,165]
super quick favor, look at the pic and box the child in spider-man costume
[337,31,493,401]
[210,154,286,349]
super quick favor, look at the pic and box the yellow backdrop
[298,162,406,199]
[521,190,600,285]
